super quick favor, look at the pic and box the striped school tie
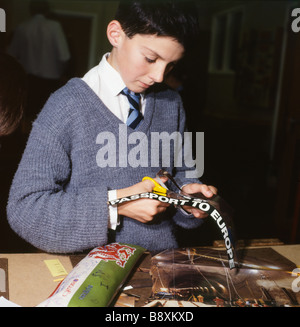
[122,87,143,129]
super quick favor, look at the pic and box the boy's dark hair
[115,0,199,52]
[0,53,27,137]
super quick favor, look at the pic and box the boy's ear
[107,20,125,47]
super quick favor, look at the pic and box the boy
[7,1,217,253]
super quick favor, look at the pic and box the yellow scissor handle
[142,176,167,196]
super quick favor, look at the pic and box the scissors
[143,170,215,202]
[108,170,237,269]
[142,176,168,196]
[142,174,193,202]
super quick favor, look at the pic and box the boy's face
[107,22,185,93]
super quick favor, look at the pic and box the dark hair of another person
[29,0,50,17]
[0,53,27,136]
[115,0,200,52]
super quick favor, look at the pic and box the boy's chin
[126,81,151,93]
[129,81,152,93]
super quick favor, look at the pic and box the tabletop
[0,244,299,307]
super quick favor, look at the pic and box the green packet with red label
[37,243,145,307]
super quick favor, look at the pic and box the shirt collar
[98,53,125,97]
[98,53,144,99]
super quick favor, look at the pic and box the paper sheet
[0,296,21,307]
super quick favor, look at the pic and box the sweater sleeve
[7,122,109,253]
[169,93,205,229]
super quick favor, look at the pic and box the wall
[6,0,119,69]
[204,1,288,121]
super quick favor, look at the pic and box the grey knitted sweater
[7,78,203,253]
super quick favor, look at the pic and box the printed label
[88,243,136,268]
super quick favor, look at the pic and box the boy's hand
[116,179,217,222]
[116,178,170,223]
[181,183,218,219]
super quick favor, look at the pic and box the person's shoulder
[147,82,181,102]
[14,20,29,33]
[49,78,93,105]
[147,83,182,109]
[35,78,95,127]
[45,18,65,31]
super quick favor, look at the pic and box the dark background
[0,0,299,253]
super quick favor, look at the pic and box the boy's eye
[145,57,156,63]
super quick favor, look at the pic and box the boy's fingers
[182,183,218,198]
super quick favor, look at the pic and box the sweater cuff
[108,190,120,230]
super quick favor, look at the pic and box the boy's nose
[149,64,166,83]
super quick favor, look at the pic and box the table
[0,250,152,307]
[0,252,75,307]
[0,244,299,307]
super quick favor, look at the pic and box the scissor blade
[154,173,169,190]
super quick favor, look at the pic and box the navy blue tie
[122,87,143,129]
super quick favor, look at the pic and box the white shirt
[9,14,70,79]
[82,53,145,121]
[82,53,146,229]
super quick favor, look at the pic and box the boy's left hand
[181,183,218,219]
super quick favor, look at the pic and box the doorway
[51,10,96,78]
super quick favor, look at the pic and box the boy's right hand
[116,178,170,223]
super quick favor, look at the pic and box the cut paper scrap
[0,296,21,307]
[44,259,68,279]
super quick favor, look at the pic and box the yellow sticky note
[44,259,68,278]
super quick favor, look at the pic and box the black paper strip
[108,192,237,269]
